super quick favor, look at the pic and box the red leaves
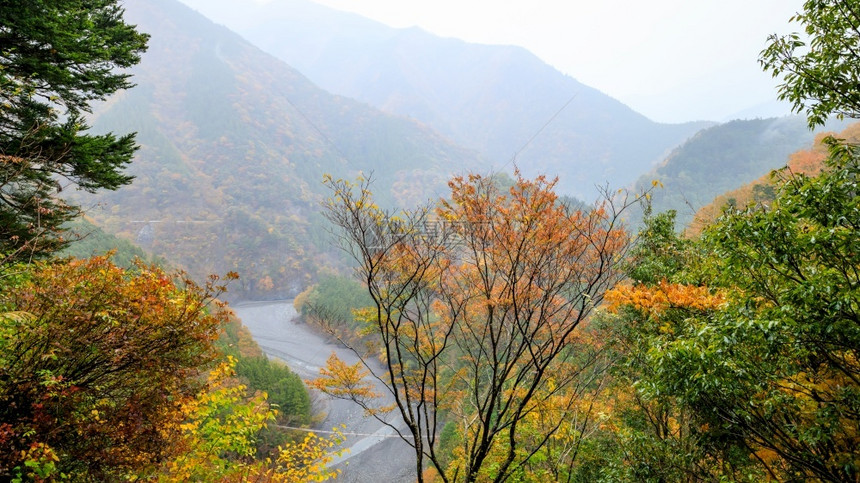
[0,256,231,479]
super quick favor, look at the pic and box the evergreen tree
[0,0,148,259]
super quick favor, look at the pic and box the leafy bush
[0,256,230,480]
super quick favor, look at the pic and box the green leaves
[235,356,312,426]
[760,0,860,128]
[659,138,860,480]
[599,133,860,481]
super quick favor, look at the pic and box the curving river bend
[231,301,416,482]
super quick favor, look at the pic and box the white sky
[178,0,805,123]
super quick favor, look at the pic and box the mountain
[77,0,482,298]
[688,122,860,235]
[60,218,162,269]
[184,0,711,198]
[720,99,793,122]
[628,116,848,230]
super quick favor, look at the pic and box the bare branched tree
[314,172,643,482]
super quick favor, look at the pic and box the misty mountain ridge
[628,115,849,230]
[720,98,794,123]
[75,0,816,299]
[185,0,711,198]
[78,0,483,298]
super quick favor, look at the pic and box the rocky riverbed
[231,301,416,482]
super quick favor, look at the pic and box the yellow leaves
[90,409,103,424]
[310,353,384,408]
[269,428,346,482]
[0,310,35,324]
[152,357,274,480]
[150,355,346,482]
[293,285,314,313]
[16,442,60,480]
[210,356,238,381]
[351,306,376,324]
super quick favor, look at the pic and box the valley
[3,0,858,481]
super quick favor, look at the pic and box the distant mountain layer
[212,0,711,198]
[628,116,848,230]
[688,122,860,235]
[79,0,482,298]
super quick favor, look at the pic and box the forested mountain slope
[688,122,860,234]
[628,116,847,229]
[78,0,482,298]
[194,0,711,198]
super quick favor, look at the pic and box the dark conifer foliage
[0,0,148,259]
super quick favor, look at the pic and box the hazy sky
[178,0,805,123]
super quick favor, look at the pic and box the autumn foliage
[152,357,343,482]
[0,256,232,479]
[317,172,637,482]
[606,280,726,316]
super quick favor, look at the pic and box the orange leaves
[324,172,639,481]
[440,172,631,348]
[0,255,230,478]
[606,280,726,316]
[258,275,275,292]
[436,173,635,479]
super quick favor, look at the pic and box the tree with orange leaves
[0,256,235,480]
[315,172,638,482]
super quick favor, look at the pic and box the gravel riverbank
[231,301,416,482]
